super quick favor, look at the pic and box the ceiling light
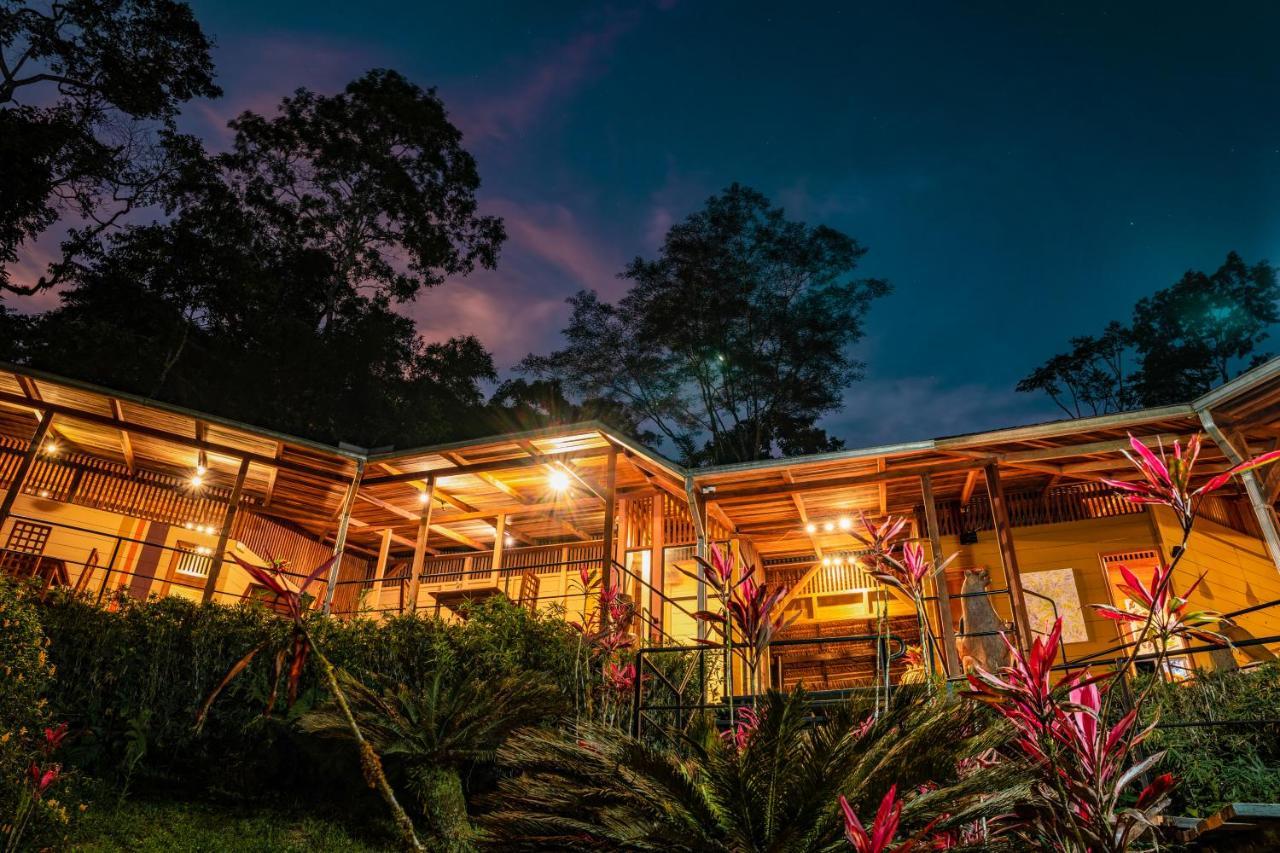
[833,556,843,566]
[190,473,204,487]
[805,522,817,534]
[823,521,835,533]
[42,442,59,456]
[838,516,852,530]
[505,535,515,547]
[821,556,831,566]
[418,490,430,504]
[548,469,571,492]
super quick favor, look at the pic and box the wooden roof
[7,354,1280,564]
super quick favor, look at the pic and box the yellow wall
[2,494,274,604]
[1151,506,1280,648]
[937,513,1159,663]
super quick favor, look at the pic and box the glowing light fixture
[821,556,831,566]
[838,516,852,530]
[805,522,817,534]
[190,473,204,487]
[823,521,835,533]
[42,441,59,456]
[418,490,430,504]
[548,469,571,492]
[504,535,515,547]
[196,463,207,475]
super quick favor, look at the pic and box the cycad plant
[299,670,566,852]
[481,685,1025,851]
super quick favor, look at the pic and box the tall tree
[15,69,506,449]
[219,68,505,332]
[519,184,890,465]
[1015,321,1139,418]
[0,0,220,293]
[1018,252,1280,414]
[1130,251,1279,404]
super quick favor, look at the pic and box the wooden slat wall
[0,437,239,527]
[924,482,1146,537]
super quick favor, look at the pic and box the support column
[492,513,506,587]
[203,457,250,603]
[372,528,392,613]
[649,493,666,642]
[1198,409,1280,570]
[685,476,709,642]
[407,477,435,613]
[600,448,618,630]
[323,459,364,615]
[0,414,53,530]
[983,462,1033,649]
[920,472,962,676]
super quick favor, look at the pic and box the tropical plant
[299,670,565,851]
[688,546,796,702]
[3,722,69,852]
[837,785,937,853]
[482,685,1024,851]
[964,619,1173,851]
[852,518,955,681]
[194,555,424,851]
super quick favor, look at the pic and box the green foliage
[1141,663,1280,816]
[69,796,388,852]
[1018,252,1280,414]
[35,590,582,800]
[482,686,1025,851]
[519,183,891,465]
[300,669,567,850]
[0,0,220,294]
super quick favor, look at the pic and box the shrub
[1141,662,1280,816]
[34,589,584,801]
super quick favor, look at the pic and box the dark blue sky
[37,2,1280,446]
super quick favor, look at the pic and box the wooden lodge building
[3,359,1280,688]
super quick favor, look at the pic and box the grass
[69,798,392,852]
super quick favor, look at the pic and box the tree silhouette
[519,184,890,466]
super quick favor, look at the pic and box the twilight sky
[20,2,1280,448]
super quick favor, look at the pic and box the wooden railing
[921,481,1145,537]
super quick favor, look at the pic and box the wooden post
[921,472,962,676]
[492,513,506,588]
[649,493,666,642]
[202,457,250,603]
[1198,409,1280,570]
[983,462,1033,649]
[600,448,618,630]
[407,477,435,613]
[0,414,53,531]
[323,459,364,615]
[372,528,392,613]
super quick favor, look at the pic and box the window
[171,541,213,579]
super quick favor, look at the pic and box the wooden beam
[431,523,486,551]
[262,442,281,507]
[363,446,609,487]
[921,472,961,676]
[108,399,135,474]
[960,469,979,507]
[785,470,823,559]
[877,458,888,515]
[323,460,364,615]
[984,463,1033,649]
[649,493,666,642]
[441,450,525,501]
[0,414,53,529]
[348,518,432,553]
[493,513,507,571]
[600,448,618,630]
[710,457,997,502]
[0,389,351,483]
[203,457,250,603]
[406,479,435,612]
[373,529,393,585]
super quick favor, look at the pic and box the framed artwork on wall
[1021,567,1089,644]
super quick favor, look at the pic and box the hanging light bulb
[805,522,817,534]
[418,490,430,504]
[821,556,831,566]
[190,473,204,487]
[838,516,852,530]
[823,521,835,533]
[505,535,515,547]
[548,469,571,491]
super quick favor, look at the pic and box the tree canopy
[0,0,221,293]
[1018,252,1279,416]
[519,184,890,466]
[12,69,506,449]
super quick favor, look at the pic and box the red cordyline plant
[964,619,1174,851]
[838,785,938,853]
[693,555,797,700]
[1091,562,1229,662]
[5,723,69,852]
[195,554,424,852]
[853,514,954,680]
